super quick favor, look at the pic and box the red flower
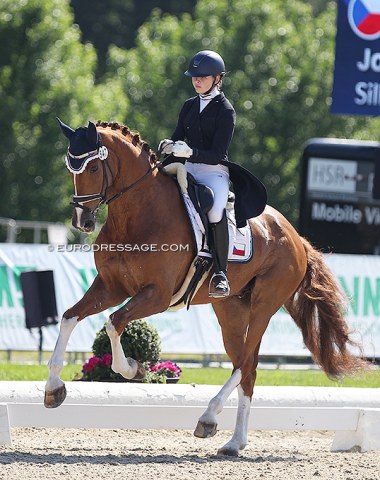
[101,354,112,366]
[82,356,101,372]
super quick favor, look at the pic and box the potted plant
[149,360,182,383]
[79,320,181,383]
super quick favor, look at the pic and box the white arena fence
[0,382,379,452]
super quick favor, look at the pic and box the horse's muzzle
[72,206,96,233]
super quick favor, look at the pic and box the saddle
[187,173,236,239]
[162,162,247,310]
[187,173,213,237]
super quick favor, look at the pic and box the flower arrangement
[150,360,182,378]
[81,353,113,381]
[81,355,181,383]
[78,320,181,383]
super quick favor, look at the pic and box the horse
[45,119,369,457]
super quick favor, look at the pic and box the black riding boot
[208,210,230,298]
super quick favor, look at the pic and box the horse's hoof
[44,384,67,408]
[194,420,217,438]
[131,360,146,380]
[217,446,239,457]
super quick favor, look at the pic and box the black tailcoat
[169,93,267,228]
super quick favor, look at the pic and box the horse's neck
[100,135,185,242]
[104,165,176,241]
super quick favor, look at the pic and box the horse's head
[58,118,160,233]
[58,118,110,233]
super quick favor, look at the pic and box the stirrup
[209,271,230,298]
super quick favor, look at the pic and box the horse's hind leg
[44,275,124,408]
[221,263,305,455]
[203,264,304,456]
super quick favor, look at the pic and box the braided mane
[96,120,158,164]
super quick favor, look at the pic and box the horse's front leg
[106,284,170,380]
[44,315,78,408]
[44,275,124,408]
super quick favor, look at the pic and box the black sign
[299,138,380,254]
[20,270,58,329]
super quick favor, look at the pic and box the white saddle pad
[181,192,253,263]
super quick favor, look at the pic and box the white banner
[0,244,379,357]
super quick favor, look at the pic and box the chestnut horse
[45,120,367,456]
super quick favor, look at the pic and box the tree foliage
[70,0,196,76]
[0,0,126,224]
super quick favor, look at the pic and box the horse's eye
[89,164,99,174]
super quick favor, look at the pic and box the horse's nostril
[84,220,94,230]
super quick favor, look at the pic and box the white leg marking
[219,385,251,453]
[106,319,137,379]
[199,368,242,426]
[45,316,78,391]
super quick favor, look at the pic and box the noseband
[67,145,158,214]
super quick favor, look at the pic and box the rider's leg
[209,209,230,297]
[205,171,230,297]
[185,165,230,297]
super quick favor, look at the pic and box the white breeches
[186,163,230,223]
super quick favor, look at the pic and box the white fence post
[332,408,380,452]
[0,403,11,445]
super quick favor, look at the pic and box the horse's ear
[86,121,99,146]
[56,117,75,139]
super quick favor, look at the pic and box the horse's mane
[96,120,158,164]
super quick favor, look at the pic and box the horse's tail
[284,237,369,378]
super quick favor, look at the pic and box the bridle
[67,143,158,214]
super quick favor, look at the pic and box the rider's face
[192,75,220,94]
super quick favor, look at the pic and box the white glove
[172,140,193,158]
[158,139,174,155]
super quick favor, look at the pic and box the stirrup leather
[209,271,230,298]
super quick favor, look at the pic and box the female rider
[159,50,236,298]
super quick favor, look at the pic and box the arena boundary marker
[1,383,380,451]
[1,402,380,452]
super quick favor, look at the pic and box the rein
[68,144,158,213]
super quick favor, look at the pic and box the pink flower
[149,360,181,377]
[82,356,101,373]
[101,354,112,366]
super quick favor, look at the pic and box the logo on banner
[348,0,380,40]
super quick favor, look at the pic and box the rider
[159,50,236,298]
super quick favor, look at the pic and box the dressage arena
[1,427,379,480]
[0,382,379,480]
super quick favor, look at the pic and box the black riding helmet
[184,50,226,77]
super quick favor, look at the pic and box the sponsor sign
[299,139,380,254]
[0,244,379,357]
[332,0,380,115]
